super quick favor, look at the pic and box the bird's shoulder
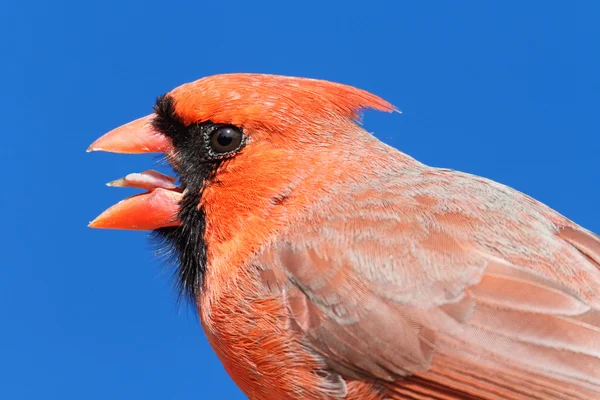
[287,165,600,303]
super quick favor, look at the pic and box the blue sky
[1,1,598,399]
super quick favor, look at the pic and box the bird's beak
[87,115,171,154]
[88,115,183,230]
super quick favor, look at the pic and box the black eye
[209,125,244,154]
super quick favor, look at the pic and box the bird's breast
[198,263,332,400]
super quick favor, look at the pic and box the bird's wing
[256,169,600,399]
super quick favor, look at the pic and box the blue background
[1,1,598,399]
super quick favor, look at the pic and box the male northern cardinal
[88,74,600,399]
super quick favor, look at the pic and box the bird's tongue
[106,170,179,192]
[87,115,183,230]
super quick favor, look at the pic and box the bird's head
[88,73,394,302]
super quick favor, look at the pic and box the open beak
[88,115,183,230]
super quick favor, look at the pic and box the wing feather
[256,168,600,399]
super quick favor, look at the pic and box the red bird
[89,74,600,399]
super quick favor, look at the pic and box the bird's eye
[209,125,244,155]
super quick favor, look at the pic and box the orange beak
[87,115,171,154]
[88,115,183,230]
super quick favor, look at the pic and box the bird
[88,73,600,400]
